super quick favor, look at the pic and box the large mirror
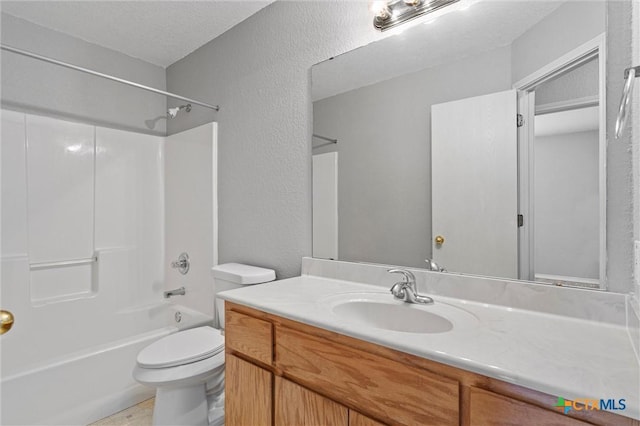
[311,0,610,288]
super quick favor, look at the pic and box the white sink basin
[321,292,478,334]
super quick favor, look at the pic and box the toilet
[133,263,276,426]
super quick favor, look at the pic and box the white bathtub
[0,303,213,426]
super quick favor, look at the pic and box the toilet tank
[211,263,275,329]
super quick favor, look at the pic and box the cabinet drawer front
[275,376,348,426]
[469,387,591,426]
[275,326,459,426]
[225,308,273,365]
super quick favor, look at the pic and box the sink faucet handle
[425,259,446,272]
[388,268,433,305]
[387,269,416,285]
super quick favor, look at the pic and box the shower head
[167,104,192,118]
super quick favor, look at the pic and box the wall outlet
[635,241,640,288]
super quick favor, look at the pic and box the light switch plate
[635,241,640,287]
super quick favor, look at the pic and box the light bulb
[371,1,390,19]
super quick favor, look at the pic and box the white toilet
[133,263,276,426]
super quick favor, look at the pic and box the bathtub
[0,303,213,426]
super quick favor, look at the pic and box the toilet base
[153,384,208,426]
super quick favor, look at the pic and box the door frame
[513,33,607,289]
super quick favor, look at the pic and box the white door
[312,152,338,260]
[431,90,518,279]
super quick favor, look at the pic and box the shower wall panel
[1,109,28,258]
[25,115,96,301]
[26,115,95,263]
[96,127,164,309]
[0,109,165,372]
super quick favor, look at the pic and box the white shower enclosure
[0,109,217,425]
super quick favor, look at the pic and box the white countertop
[218,275,640,420]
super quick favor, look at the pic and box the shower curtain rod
[1,44,220,112]
[312,133,338,143]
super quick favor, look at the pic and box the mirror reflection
[311,1,606,288]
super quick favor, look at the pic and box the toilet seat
[133,350,225,388]
[137,326,224,369]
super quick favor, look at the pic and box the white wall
[1,13,167,135]
[164,123,217,316]
[166,2,383,278]
[534,129,599,280]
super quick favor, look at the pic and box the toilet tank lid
[211,263,275,285]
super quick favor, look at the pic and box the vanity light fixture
[373,0,459,31]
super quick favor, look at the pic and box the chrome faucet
[425,258,446,272]
[388,269,434,305]
[164,287,186,298]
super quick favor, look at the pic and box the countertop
[218,275,640,420]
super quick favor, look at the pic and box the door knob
[1,310,15,335]
[434,235,445,246]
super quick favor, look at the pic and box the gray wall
[1,13,167,135]
[313,46,512,268]
[164,0,635,293]
[634,0,640,297]
[166,2,382,278]
[534,130,599,279]
[534,56,599,107]
[510,1,605,84]
[606,0,634,294]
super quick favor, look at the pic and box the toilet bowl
[133,326,225,426]
[133,263,275,426]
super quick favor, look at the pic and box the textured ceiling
[0,1,274,67]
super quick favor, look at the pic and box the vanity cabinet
[225,302,637,426]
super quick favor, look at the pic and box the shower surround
[0,109,213,425]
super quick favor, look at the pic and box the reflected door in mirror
[431,90,518,279]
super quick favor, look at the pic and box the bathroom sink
[321,292,478,334]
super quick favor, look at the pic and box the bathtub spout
[164,287,186,298]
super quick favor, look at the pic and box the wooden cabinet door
[469,387,591,426]
[275,376,348,426]
[226,354,272,426]
[349,411,386,426]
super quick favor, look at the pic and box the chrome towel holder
[615,65,640,139]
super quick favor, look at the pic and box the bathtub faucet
[164,287,186,298]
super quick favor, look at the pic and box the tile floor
[90,398,154,426]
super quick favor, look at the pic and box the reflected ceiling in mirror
[311,0,607,288]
